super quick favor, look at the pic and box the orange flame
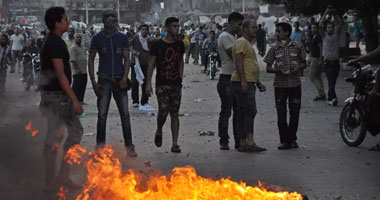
[58,186,68,200]
[64,144,87,165]
[25,120,39,136]
[63,145,303,200]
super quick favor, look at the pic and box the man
[185,24,198,64]
[290,21,306,76]
[309,22,326,101]
[197,25,207,66]
[9,28,25,73]
[202,30,219,73]
[217,12,243,150]
[256,24,266,57]
[20,38,39,91]
[264,22,306,150]
[130,24,151,107]
[70,33,88,107]
[37,30,47,50]
[88,10,137,157]
[231,19,267,152]
[319,6,343,106]
[146,17,185,153]
[0,34,10,99]
[39,6,83,192]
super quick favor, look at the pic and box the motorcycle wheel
[210,62,216,80]
[339,103,367,147]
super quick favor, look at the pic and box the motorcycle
[206,50,218,80]
[22,52,41,91]
[339,62,380,147]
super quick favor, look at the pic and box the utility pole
[117,0,120,21]
[85,0,88,24]
[243,0,245,12]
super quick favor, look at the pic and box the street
[0,56,379,200]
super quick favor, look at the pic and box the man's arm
[120,49,130,89]
[319,7,330,33]
[225,47,233,59]
[145,55,156,96]
[52,58,83,114]
[88,51,102,97]
[318,42,323,65]
[266,63,281,74]
[235,52,248,93]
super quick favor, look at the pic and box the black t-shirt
[310,33,322,58]
[40,33,71,91]
[150,39,185,87]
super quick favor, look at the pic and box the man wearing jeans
[9,28,24,73]
[231,19,266,152]
[217,12,243,150]
[264,22,306,150]
[319,6,343,106]
[88,9,137,157]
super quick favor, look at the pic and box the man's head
[326,21,335,35]
[68,27,75,38]
[293,21,300,30]
[0,34,8,46]
[140,24,149,38]
[191,23,195,30]
[74,33,82,44]
[209,30,215,40]
[102,9,118,33]
[242,19,258,41]
[164,17,180,38]
[311,22,319,35]
[14,28,19,35]
[44,6,68,33]
[275,22,292,40]
[227,12,244,35]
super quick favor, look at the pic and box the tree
[258,0,380,52]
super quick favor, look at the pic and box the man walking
[88,9,137,157]
[9,28,24,73]
[309,22,326,101]
[319,6,343,106]
[217,12,243,150]
[231,19,267,152]
[39,6,84,192]
[146,17,185,153]
[264,22,306,150]
[130,24,151,107]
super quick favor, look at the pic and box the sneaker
[332,98,338,106]
[78,113,87,118]
[327,100,333,106]
[220,144,229,150]
[291,141,299,149]
[133,103,139,107]
[278,143,291,150]
[126,146,138,157]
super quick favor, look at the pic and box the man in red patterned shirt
[264,22,306,150]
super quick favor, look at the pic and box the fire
[25,120,39,136]
[62,145,303,200]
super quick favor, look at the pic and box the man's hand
[119,78,128,89]
[72,100,84,115]
[281,69,290,75]
[91,80,103,97]
[145,83,153,96]
[241,81,248,94]
[257,82,266,92]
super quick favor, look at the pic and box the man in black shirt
[146,17,185,153]
[309,22,326,101]
[39,6,83,193]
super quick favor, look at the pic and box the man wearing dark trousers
[264,22,306,150]
[39,6,84,192]
[70,33,88,106]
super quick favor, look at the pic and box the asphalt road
[0,57,379,200]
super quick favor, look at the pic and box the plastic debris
[199,131,214,136]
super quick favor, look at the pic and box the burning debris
[25,120,39,136]
[60,145,304,200]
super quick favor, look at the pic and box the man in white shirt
[10,28,25,73]
[217,12,244,150]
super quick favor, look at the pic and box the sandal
[171,145,181,153]
[154,133,162,147]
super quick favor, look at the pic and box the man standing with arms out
[70,33,88,106]
[130,24,151,107]
[0,34,10,100]
[146,17,185,153]
[39,6,83,192]
[217,12,243,150]
[9,28,24,73]
[231,20,267,152]
[264,22,306,150]
[319,6,343,106]
[88,10,137,157]
[309,22,326,101]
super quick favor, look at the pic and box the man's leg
[78,74,88,103]
[96,78,112,145]
[288,86,302,144]
[10,50,16,73]
[309,58,326,98]
[131,65,139,105]
[72,74,81,101]
[155,85,170,147]
[0,67,7,95]
[140,65,149,105]
[217,77,233,148]
[275,87,289,144]
[113,83,133,147]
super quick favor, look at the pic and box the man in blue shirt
[88,9,137,157]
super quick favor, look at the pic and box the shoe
[291,141,299,149]
[78,113,87,118]
[126,146,138,157]
[171,145,181,153]
[154,133,162,147]
[220,144,229,150]
[133,103,139,107]
[313,95,326,101]
[249,144,267,152]
[278,143,291,150]
[332,98,338,106]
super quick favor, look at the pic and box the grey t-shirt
[218,31,236,75]
[321,30,341,60]
[69,44,87,75]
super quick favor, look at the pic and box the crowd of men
[0,5,379,194]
